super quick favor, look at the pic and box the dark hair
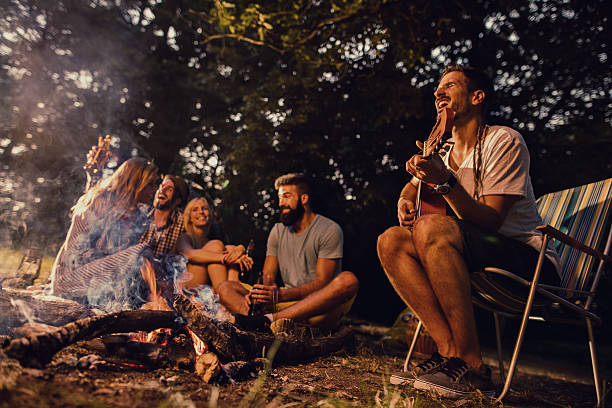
[441,65,494,116]
[441,65,493,198]
[274,173,312,196]
[164,175,189,207]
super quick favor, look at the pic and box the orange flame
[186,326,207,356]
[137,258,209,357]
[139,258,172,311]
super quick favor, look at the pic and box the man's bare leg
[377,225,456,357]
[269,271,358,322]
[411,214,482,368]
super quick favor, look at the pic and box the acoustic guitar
[414,107,454,217]
[84,135,111,175]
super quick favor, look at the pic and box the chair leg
[495,235,549,403]
[493,312,505,380]
[403,320,422,372]
[586,317,602,406]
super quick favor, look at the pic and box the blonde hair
[73,157,159,247]
[183,197,213,248]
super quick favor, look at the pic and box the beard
[280,201,305,226]
[154,196,174,210]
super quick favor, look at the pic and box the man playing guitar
[377,65,560,398]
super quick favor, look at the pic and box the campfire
[0,261,355,387]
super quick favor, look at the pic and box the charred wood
[3,310,181,368]
[173,294,354,364]
[0,288,92,335]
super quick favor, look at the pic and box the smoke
[0,1,153,254]
[85,251,150,312]
[9,297,37,325]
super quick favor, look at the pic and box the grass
[229,339,498,408]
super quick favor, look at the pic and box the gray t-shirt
[266,214,343,288]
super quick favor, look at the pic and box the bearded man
[140,175,189,255]
[217,173,359,332]
[83,139,188,256]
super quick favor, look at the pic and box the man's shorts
[456,219,560,287]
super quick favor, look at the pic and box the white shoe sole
[413,379,496,399]
[390,374,415,385]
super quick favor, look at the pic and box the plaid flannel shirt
[140,208,185,256]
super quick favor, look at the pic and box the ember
[186,326,207,356]
[137,258,209,360]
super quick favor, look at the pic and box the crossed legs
[377,214,482,368]
[217,271,359,327]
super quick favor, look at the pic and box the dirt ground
[1,328,604,408]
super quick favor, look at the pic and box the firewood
[0,288,93,335]
[2,310,181,368]
[173,294,355,365]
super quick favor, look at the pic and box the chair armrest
[537,225,612,264]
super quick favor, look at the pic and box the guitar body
[418,183,447,216]
[414,107,454,218]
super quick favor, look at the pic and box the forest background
[1,0,610,325]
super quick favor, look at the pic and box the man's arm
[406,153,518,231]
[277,258,339,302]
[261,255,279,286]
[444,185,519,231]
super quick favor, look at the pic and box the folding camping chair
[403,178,612,406]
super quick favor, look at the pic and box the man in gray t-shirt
[217,173,359,330]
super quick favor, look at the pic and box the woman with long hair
[50,157,160,310]
[176,196,252,290]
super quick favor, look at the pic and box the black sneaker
[413,357,496,399]
[233,314,272,334]
[390,352,448,385]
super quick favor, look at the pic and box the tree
[1,0,609,323]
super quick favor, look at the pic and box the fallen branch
[3,310,181,368]
[173,293,354,364]
[0,288,93,335]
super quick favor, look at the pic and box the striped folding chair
[404,178,612,406]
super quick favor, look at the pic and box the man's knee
[328,271,359,303]
[412,214,461,252]
[337,271,359,295]
[377,226,409,259]
[216,280,237,300]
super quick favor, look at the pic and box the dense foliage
[1,0,610,321]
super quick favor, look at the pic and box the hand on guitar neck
[84,135,111,176]
[84,135,112,192]
[403,107,455,224]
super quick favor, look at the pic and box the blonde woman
[176,197,253,290]
[50,158,159,309]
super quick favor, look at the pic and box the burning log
[0,288,93,335]
[3,310,181,368]
[173,294,355,365]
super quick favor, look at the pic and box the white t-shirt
[442,125,561,275]
[266,215,343,288]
